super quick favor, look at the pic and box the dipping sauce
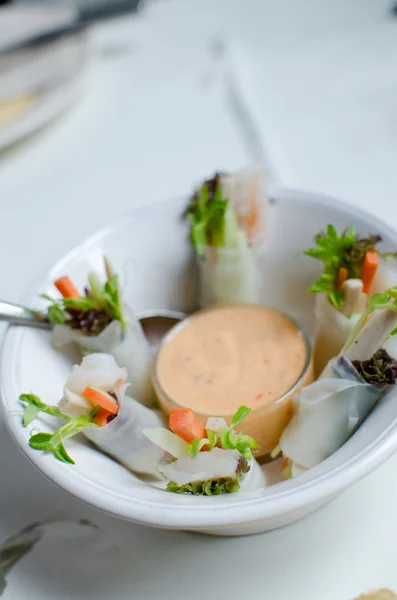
[153,304,313,456]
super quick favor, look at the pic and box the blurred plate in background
[0,4,91,151]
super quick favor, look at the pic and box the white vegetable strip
[344,308,397,362]
[143,428,189,459]
[341,279,366,318]
[59,388,92,419]
[205,417,228,431]
[161,448,240,486]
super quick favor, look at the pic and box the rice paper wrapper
[371,260,397,294]
[313,262,397,375]
[313,293,360,376]
[220,170,267,245]
[280,357,385,469]
[161,448,265,492]
[52,315,154,406]
[239,457,266,492]
[85,384,165,479]
[198,246,260,307]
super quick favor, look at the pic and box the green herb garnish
[20,393,69,426]
[185,173,246,257]
[342,286,397,353]
[305,225,396,308]
[20,394,99,464]
[43,263,126,334]
[187,405,258,461]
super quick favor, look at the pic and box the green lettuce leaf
[187,405,258,460]
[185,173,246,256]
[304,225,394,308]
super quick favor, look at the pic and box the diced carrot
[360,251,379,294]
[93,408,113,426]
[82,386,119,415]
[54,276,80,298]
[169,408,206,443]
[337,267,348,290]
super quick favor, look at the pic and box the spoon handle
[0,300,52,330]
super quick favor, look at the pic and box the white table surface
[1,1,397,598]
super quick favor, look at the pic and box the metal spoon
[0,300,52,330]
[0,300,186,342]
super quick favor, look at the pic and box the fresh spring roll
[278,288,397,476]
[185,170,266,307]
[144,406,265,495]
[20,353,165,478]
[43,257,154,406]
[305,225,397,375]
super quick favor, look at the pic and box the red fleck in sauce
[156,304,308,416]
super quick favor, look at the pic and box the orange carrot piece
[82,387,119,415]
[93,408,113,426]
[360,251,379,294]
[54,276,80,298]
[169,408,206,443]
[337,267,348,290]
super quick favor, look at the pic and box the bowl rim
[2,186,397,530]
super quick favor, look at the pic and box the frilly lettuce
[185,174,249,257]
[166,456,250,495]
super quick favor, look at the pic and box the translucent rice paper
[279,357,385,470]
[198,246,260,307]
[371,260,397,294]
[84,383,165,479]
[220,169,267,245]
[313,294,360,375]
[313,261,397,375]
[161,447,265,492]
[52,312,154,406]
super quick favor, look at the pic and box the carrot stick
[337,267,348,290]
[360,251,379,294]
[82,387,119,415]
[169,408,206,443]
[54,276,80,298]
[93,408,113,426]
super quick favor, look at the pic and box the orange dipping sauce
[153,304,313,456]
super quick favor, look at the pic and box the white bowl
[2,188,397,536]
